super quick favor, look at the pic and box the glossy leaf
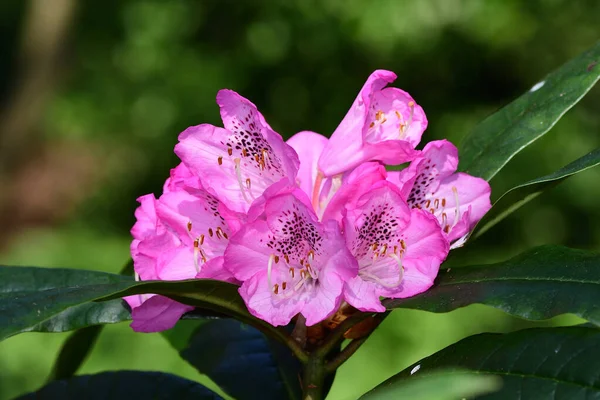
[0,266,287,348]
[473,148,600,239]
[385,246,600,325]
[161,320,208,352]
[16,371,223,400]
[47,325,103,382]
[459,40,600,181]
[0,266,133,340]
[397,326,600,399]
[360,369,501,400]
[181,319,303,400]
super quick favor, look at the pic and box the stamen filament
[451,186,461,228]
[312,171,324,212]
[234,158,252,204]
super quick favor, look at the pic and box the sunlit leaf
[396,326,600,399]
[459,41,600,181]
[360,369,500,400]
[472,148,600,239]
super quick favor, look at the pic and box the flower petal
[175,90,299,213]
[238,270,305,327]
[322,162,387,224]
[318,70,426,176]
[383,208,449,299]
[130,295,194,333]
[344,276,386,312]
[287,130,329,200]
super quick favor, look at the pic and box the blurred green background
[0,0,598,399]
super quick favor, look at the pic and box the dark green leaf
[385,246,600,325]
[17,371,223,400]
[28,299,131,333]
[473,148,600,239]
[47,325,102,382]
[459,41,600,181]
[360,369,501,400]
[397,326,600,399]
[161,320,208,352]
[181,319,303,400]
[0,266,287,348]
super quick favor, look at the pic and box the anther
[242,148,248,157]
[434,199,439,209]
[425,199,431,208]
[218,156,223,165]
[187,221,193,232]
[227,147,233,156]
[208,228,214,237]
[289,268,295,278]
[274,255,280,263]
[400,240,407,250]
[199,234,205,245]
[282,282,287,291]
[246,178,251,190]
[442,198,446,207]
[273,283,279,295]
[284,254,290,264]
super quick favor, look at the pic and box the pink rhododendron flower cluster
[125,70,491,331]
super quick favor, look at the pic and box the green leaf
[459,41,600,181]
[359,369,501,400]
[47,325,102,382]
[161,319,208,352]
[29,299,132,333]
[180,319,303,400]
[385,246,600,325]
[473,148,600,239]
[396,326,600,399]
[0,266,288,350]
[16,371,224,399]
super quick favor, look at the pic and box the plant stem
[324,337,367,374]
[316,311,373,358]
[302,353,326,400]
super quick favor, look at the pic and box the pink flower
[342,182,449,312]
[174,90,300,214]
[125,184,242,332]
[287,131,388,220]
[317,70,427,179]
[388,140,491,246]
[224,186,357,326]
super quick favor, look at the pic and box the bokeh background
[1,0,599,399]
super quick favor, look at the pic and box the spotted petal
[175,90,299,213]
[225,191,357,326]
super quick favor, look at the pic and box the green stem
[324,337,367,374]
[302,353,326,400]
[316,311,373,358]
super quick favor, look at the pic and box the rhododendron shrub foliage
[5,42,600,400]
